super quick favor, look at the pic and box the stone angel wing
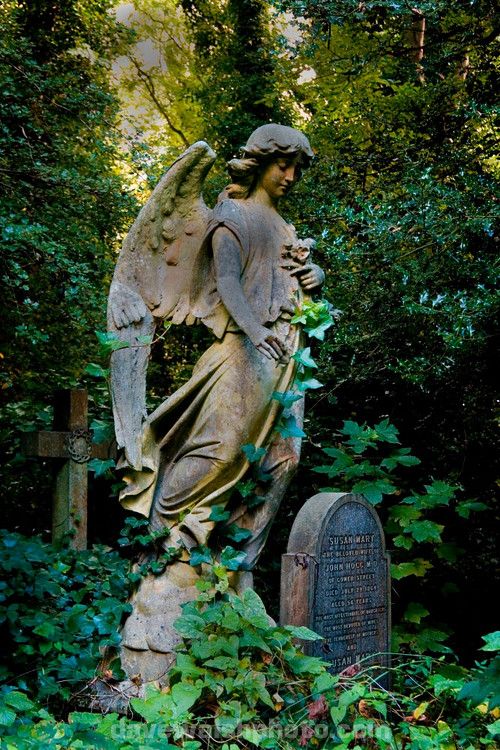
[107,141,216,471]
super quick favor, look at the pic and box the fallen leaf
[308,695,328,720]
[358,699,372,718]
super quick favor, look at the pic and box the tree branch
[128,56,190,147]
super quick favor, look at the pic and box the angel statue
[107,124,325,684]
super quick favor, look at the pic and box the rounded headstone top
[286,492,386,556]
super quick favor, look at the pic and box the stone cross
[22,389,115,550]
[281,492,390,680]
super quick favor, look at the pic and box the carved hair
[224,124,313,200]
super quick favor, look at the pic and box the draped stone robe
[119,197,305,564]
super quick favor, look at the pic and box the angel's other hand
[291,263,325,291]
[249,325,288,362]
[110,288,148,329]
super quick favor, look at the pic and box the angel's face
[258,155,302,202]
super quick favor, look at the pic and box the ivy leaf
[291,309,307,324]
[242,444,266,463]
[236,479,257,497]
[3,691,34,711]
[275,415,306,439]
[456,500,488,518]
[241,727,266,746]
[352,478,396,505]
[306,319,333,340]
[286,654,325,675]
[330,704,347,726]
[393,534,413,549]
[189,545,213,567]
[0,707,16,726]
[240,629,271,653]
[404,602,430,624]
[95,330,129,353]
[272,390,303,408]
[487,719,500,737]
[255,466,272,483]
[389,505,422,525]
[459,662,500,708]
[407,520,444,543]
[171,682,202,715]
[173,612,206,639]
[422,480,458,508]
[313,671,338,694]
[429,665,468,696]
[90,419,114,444]
[292,347,318,369]
[88,459,115,478]
[223,524,253,543]
[232,589,269,629]
[412,628,452,654]
[381,448,420,470]
[481,632,500,652]
[209,505,231,522]
[339,420,363,438]
[245,495,266,509]
[204,656,239,670]
[220,546,247,571]
[283,625,323,641]
[84,363,109,379]
[296,377,323,391]
[374,418,400,444]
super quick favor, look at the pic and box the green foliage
[458,632,500,709]
[0,0,498,738]
[0,530,132,701]
[314,417,488,653]
[271,0,499,654]
[291,299,334,341]
[0,535,498,748]
[314,418,419,503]
[180,0,291,158]
[0,0,138,528]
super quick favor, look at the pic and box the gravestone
[21,389,115,549]
[281,492,390,676]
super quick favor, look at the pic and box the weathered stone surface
[120,560,199,683]
[107,125,325,682]
[281,492,390,675]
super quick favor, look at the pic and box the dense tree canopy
[0,0,138,518]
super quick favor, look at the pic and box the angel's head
[225,124,313,201]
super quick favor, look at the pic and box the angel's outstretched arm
[212,227,287,361]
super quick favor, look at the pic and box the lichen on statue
[106,124,325,684]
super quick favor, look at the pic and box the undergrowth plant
[312,418,489,655]
[0,530,132,703]
[0,550,498,748]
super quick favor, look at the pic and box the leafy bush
[0,530,132,702]
[0,550,498,749]
[313,418,489,654]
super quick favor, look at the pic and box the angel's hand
[291,263,325,291]
[109,284,148,329]
[249,325,288,362]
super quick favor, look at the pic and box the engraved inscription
[310,501,389,671]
